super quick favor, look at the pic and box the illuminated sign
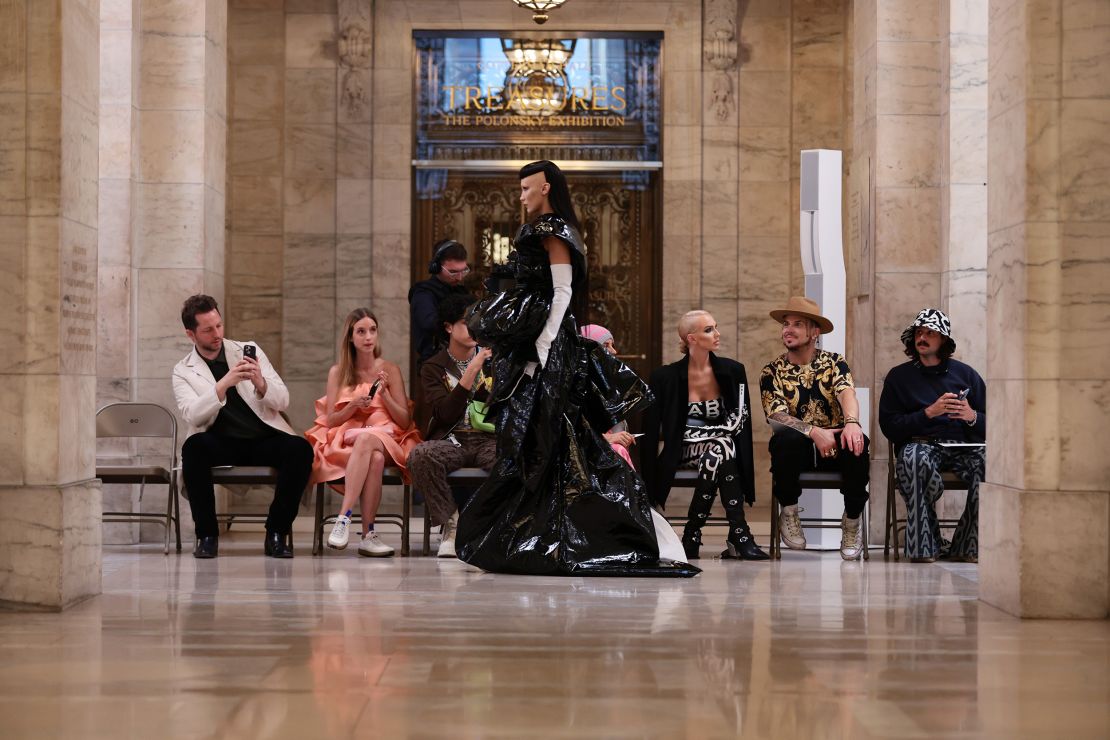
[415,33,661,161]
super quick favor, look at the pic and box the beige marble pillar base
[0,481,102,611]
[980,483,1109,619]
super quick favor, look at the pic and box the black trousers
[769,431,870,519]
[182,431,314,538]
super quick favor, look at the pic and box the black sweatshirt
[407,278,472,363]
[878,358,986,445]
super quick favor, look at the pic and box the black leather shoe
[721,525,770,561]
[681,528,702,560]
[264,531,294,558]
[193,535,218,559]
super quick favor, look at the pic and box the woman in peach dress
[306,308,420,557]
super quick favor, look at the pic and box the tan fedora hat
[769,296,834,334]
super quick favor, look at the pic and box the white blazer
[172,339,295,440]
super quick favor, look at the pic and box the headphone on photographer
[428,239,464,275]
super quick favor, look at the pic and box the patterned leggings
[681,439,746,535]
[895,442,983,559]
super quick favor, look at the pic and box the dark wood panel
[412,170,660,383]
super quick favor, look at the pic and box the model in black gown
[455,160,699,577]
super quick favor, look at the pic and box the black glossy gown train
[456,213,700,577]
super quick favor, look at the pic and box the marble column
[980,0,1110,619]
[226,0,374,435]
[227,1,287,382]
[0,0,102,610]
[657,0,703,354]
[97,0,139,543]
[135,0,226,531]
[335,0,374,371]
[934,0,989,526]
[941,0,988,371]
[700,0,740,361]
[737,0,792,376]
[369,0,412,399]
[282,2,341,431]
[851,0,947,540]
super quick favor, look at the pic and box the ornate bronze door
[413,170,660,382]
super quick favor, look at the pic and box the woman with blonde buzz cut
[641,310,768,561]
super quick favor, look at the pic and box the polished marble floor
[1,532,1108,739]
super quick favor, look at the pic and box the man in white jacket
[172,295,313,559]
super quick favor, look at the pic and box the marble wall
[0,0,103,610]
[687,0,853,512]
[71,0,1106,618]
[980,0,1110,619]
[849,0,990,540]
[132,0,228,395]
[97,0,137,542]
[94,0,229,543]
[221,0,854,511]
[226,0,375,437]
[941,0,988,372]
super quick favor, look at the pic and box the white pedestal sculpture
[799,149,869,548]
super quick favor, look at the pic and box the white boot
[437,513,458,559]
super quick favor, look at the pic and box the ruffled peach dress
[306,382,422,488]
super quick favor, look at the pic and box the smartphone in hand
[948,388,971,418]
[367,378,382,399]
[243,344,257,360]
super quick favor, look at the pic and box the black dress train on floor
[455,213,700,577]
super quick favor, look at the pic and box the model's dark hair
[905,336,956,362]
[432,239,468,264]
[181,294,220,331]
[519,160,581,233]
[438,292,477,327]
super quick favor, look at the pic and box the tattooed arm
[772,410,840,456]
[768,412,812,438]
[760,363,810,438]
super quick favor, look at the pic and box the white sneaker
[779,505,806,549]
[437,513,458,559]
[327,515,351,550]
[358,531,394,558]
[840,514,863,561]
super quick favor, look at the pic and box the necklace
[449,348,475,373]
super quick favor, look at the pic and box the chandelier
[500,38,576,116]
[511,0,570,25]
[501,38,574,75]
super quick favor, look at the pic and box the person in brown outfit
[407,293,497,558]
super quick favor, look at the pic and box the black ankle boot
[721,523,769,561]
[193,535,218,559]
[681,527,703,560]
[264,530,294,558]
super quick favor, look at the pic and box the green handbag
[467,399,496,433]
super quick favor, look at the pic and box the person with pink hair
[580,324,637,469]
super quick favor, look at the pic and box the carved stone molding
[704,26,737,71]
[709,71,734,124]
[337,0,372,118]
[338,23,372,69]
[703,0,738,121]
